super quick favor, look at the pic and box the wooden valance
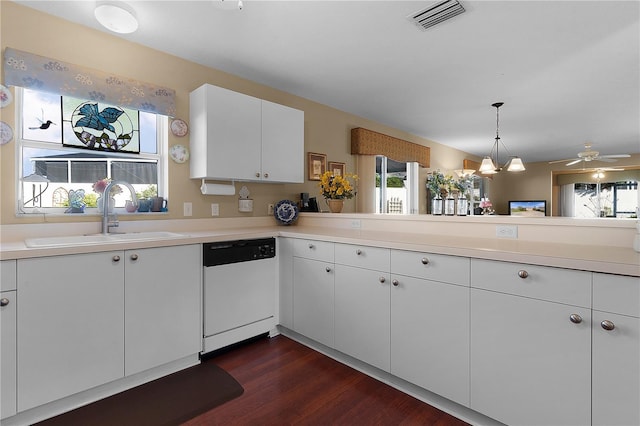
[351,127,430,168]
[463,159,480,171]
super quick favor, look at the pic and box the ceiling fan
[549,143,630,166]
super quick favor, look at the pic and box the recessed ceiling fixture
[479,102,526,174]
[94,2,138,34]
[409,0,465,31]
[212,0,244,11]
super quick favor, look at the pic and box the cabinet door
[261,100,304,183]
[334,264,390,371]
[190,84,261,180]
[278,237,295,329]
[1,290,17,419]
[592,311,640,426]
[293,257,334,347]
[470,289,591,426]
[125,245,201,376]
[17,253,125,411]
[390,276,469,406]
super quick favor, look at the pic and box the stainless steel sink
[25,231,185,248]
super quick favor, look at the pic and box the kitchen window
[16,88,167,215]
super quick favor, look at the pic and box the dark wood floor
[184,335,469,426]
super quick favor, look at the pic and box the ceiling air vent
[409,0,465,30]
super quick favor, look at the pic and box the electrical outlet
[183,202,192,217]
[211,203,219,216]
[351,219,362,229]
[268,204,274,215]
[496,224,518,239]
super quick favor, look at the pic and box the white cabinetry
[1,260,17,420]
[15,245,200,412]
[278,237,295,329]
[592,273,640,426]
[334,244,390,371]
[470,259,592,426]
[390,251,470,407]
[17,252,125,412]
[124,245,200,376]
[292,239,334,347]
[189,84,304,183]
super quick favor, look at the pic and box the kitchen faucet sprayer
[101,181,138,235]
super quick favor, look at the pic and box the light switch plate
[183,202,192,217]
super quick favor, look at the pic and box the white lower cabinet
[124,245,200,376]
[293,256,335,347]
[592,273,640,426]
[15,245,200,413]
[1,260,17,420]
[470,259,592,426]
[334,264,390,371]
[390,275,469,406]
[17,252,125,412]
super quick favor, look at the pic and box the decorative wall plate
[0,121,14,145]
[274,199,299,225]
[169,144,189,163]
[0,85,12,108]
[170,118,188,137]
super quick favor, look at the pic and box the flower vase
[327,199,344,213]
[431,195,443,215]
[456,195,468,216]
[97,196,115,214]
[444,195,456,215]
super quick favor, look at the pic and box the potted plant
[319,170,357,213]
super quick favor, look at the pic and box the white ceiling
[13,0,640,164]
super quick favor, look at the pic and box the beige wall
[0,1,476,225]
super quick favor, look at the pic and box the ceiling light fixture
[479,102,525,174]
[95,2,138,34]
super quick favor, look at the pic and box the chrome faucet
[101,181,138,235]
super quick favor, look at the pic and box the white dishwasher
[202,238,277,353]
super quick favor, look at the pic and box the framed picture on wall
[328,161,345,176]
[308,152,326,181]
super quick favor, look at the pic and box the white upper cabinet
[189,84,304,183]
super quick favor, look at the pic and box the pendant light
[479,102,525,174]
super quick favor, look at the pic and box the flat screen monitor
[509,200,546,217]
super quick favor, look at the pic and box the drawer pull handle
[112,255,121,262]
[601,320,615,331]
[379,276,386,283]
[392,279,399,287]
[0,298,9,307]
[130,253,139,261]
[569,314,583,324]
[421,257,429,265]
[325,267,332,273]
[356,249,362,255]
[308,244,315,249]
[518,270,529,279]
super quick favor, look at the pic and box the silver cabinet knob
[392,279,399,287]
[356,249,362,255]
[421,257,429,265]
[0,298,9,307]
[379,276,386,283]
[518,270,529,279]
[325,266,332,273]
[569,313,583,324]
[112,255,121,262]
[601,320,615,331]
[308,244,315,249]
[255,172,260,178]
[130,253,139,261]
[264,173,269,178]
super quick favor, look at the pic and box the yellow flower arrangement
[319,170,357,200]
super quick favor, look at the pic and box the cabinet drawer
[293,239,334,262]
[593,273,640,317]
[334,243,389,271]
[391,250,469,286]
[0,260,16,292]
[471,259,591,307]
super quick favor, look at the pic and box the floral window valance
[351,127,430,168]
[4,47,176,117]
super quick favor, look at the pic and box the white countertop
[2,224,639,277]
